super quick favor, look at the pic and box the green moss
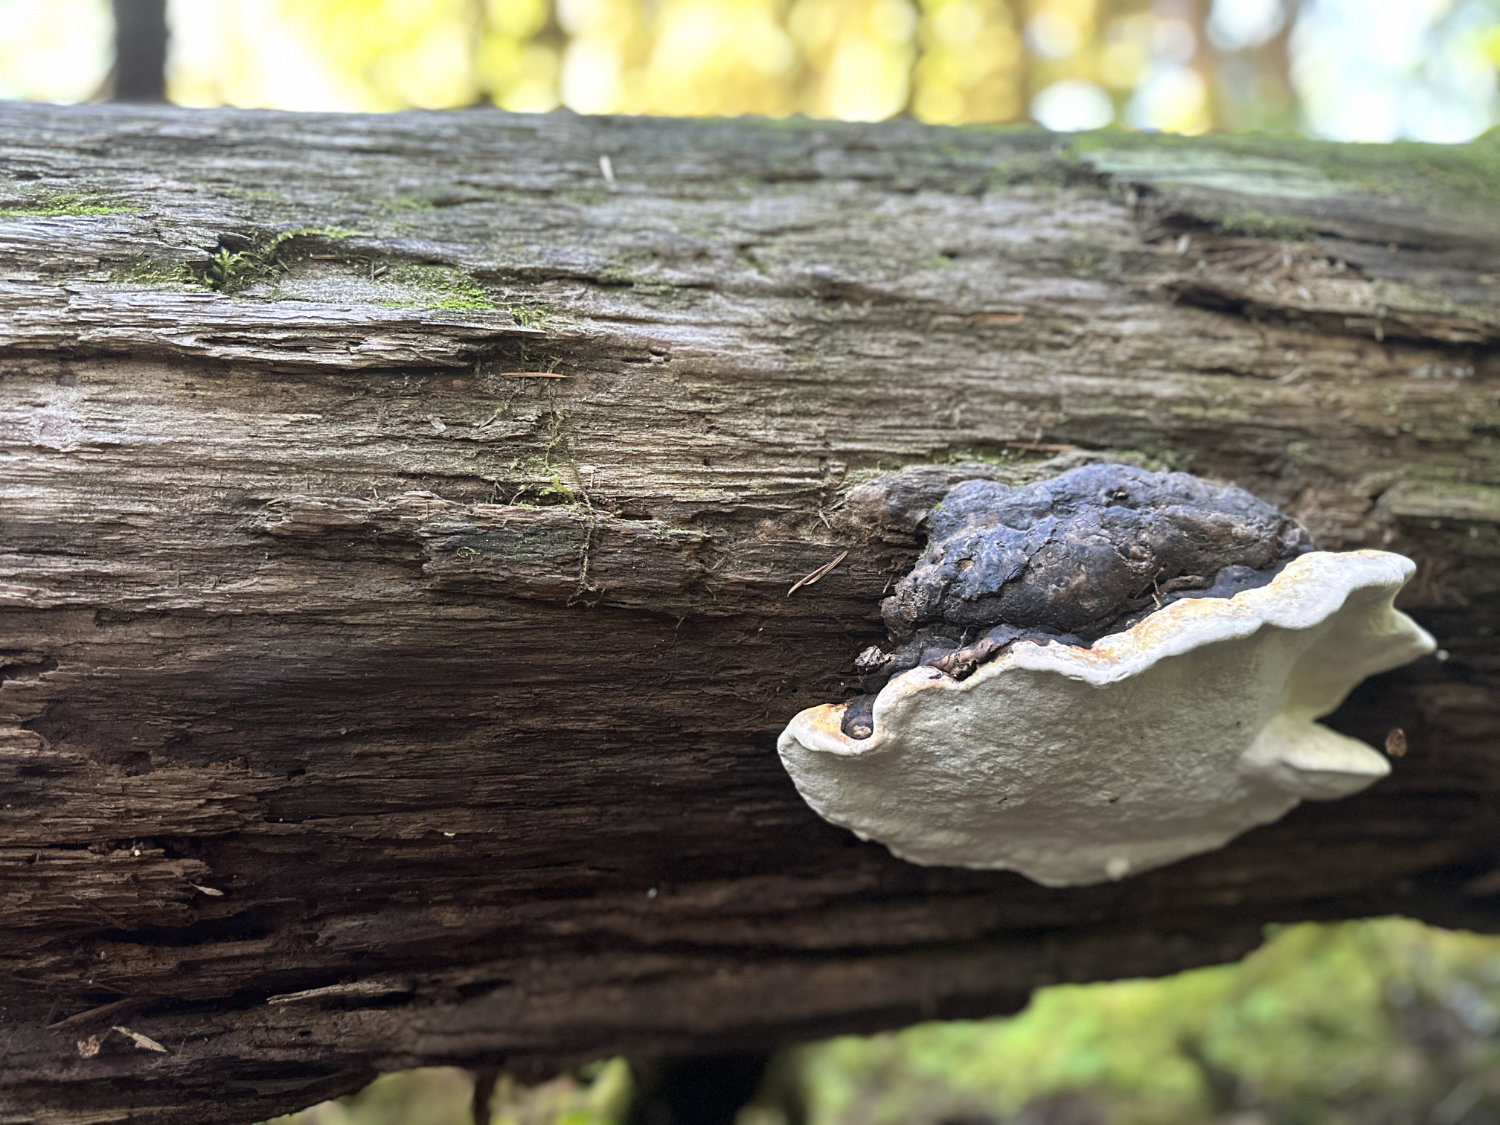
[385,193,437,211]
[1380,478,1500,523]
[426,277,492,310]
[220,186,284,204]
[405,266,491,310]
[362,261,505,312]
[541,471,579,504]
[597,266,640,288]
[110,260,198,287]
[501,461,584,505]
[0,192,138,218]
[991,148,1069,187]
[1067,129,1500,224]
[198,227,360,293]
[112,226,372,292]
[733,245,768,274]
[429,293,492,310]
[284,225,366,239]
[1283,133,1500,214]
[506,305,550,329]
[1372,279,1497,324]
[1209,209,1317,240]
[201,241,282,292]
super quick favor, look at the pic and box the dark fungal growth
[885,463,1313,640]
[841,463,1314,739]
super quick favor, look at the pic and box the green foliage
[263,1068,476,1125]
[261,1061,630,1125]
[204,245,253,290]
[492,1060,632,1125]
[203,230,292,292]
[801,918,1500,1125]
[266,919,1500,1125]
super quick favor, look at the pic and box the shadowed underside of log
[1,103,1498,1124]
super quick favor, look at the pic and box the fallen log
[1,102,1497,1123]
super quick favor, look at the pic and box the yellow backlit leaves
[167,0,939,121]
[13,0,1374,139]
[641,0,799,117]
[1482,24,1500,67]
[784,0,912,121]
[482,0,560,111]
[156,0,1225,131]
[914,0,1022,124]
[0,0,112,103]
[170,0,482,110]
[489,0,549,39]
[545,0,915,121]
[1099,13,1151,91]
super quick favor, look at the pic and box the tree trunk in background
[110,0,168,103]
[1,103,1498,1124]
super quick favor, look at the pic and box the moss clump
[110,260,197,287]
[202,238,289,293]
[502,455,582,506]
[199,227,360,293]
[0,192,138,218]
[425,275,493,310]
[506,305,549,329]
[541,471,578,504]
[361,261,504,312]
[429,291,491,310]
[1372,278,1497,325]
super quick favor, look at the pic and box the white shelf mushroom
[778,549,1435,887]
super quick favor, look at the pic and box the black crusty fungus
[885,463,1314,640]
[840,463,1313,739]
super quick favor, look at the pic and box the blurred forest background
[4,1,1500,1123]
[270,920,1500,1125]
[1,0,1498,139]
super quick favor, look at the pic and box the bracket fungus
[778,464,1436,887]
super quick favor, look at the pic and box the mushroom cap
[778,550,1436,887]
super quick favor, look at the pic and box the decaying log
[1,102,1498,1124]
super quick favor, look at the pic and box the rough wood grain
[1,103,1498,1124]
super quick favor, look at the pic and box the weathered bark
[1,103,1498,1124]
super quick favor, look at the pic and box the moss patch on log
[1069,130,1500,223]
[0,192,138,218]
